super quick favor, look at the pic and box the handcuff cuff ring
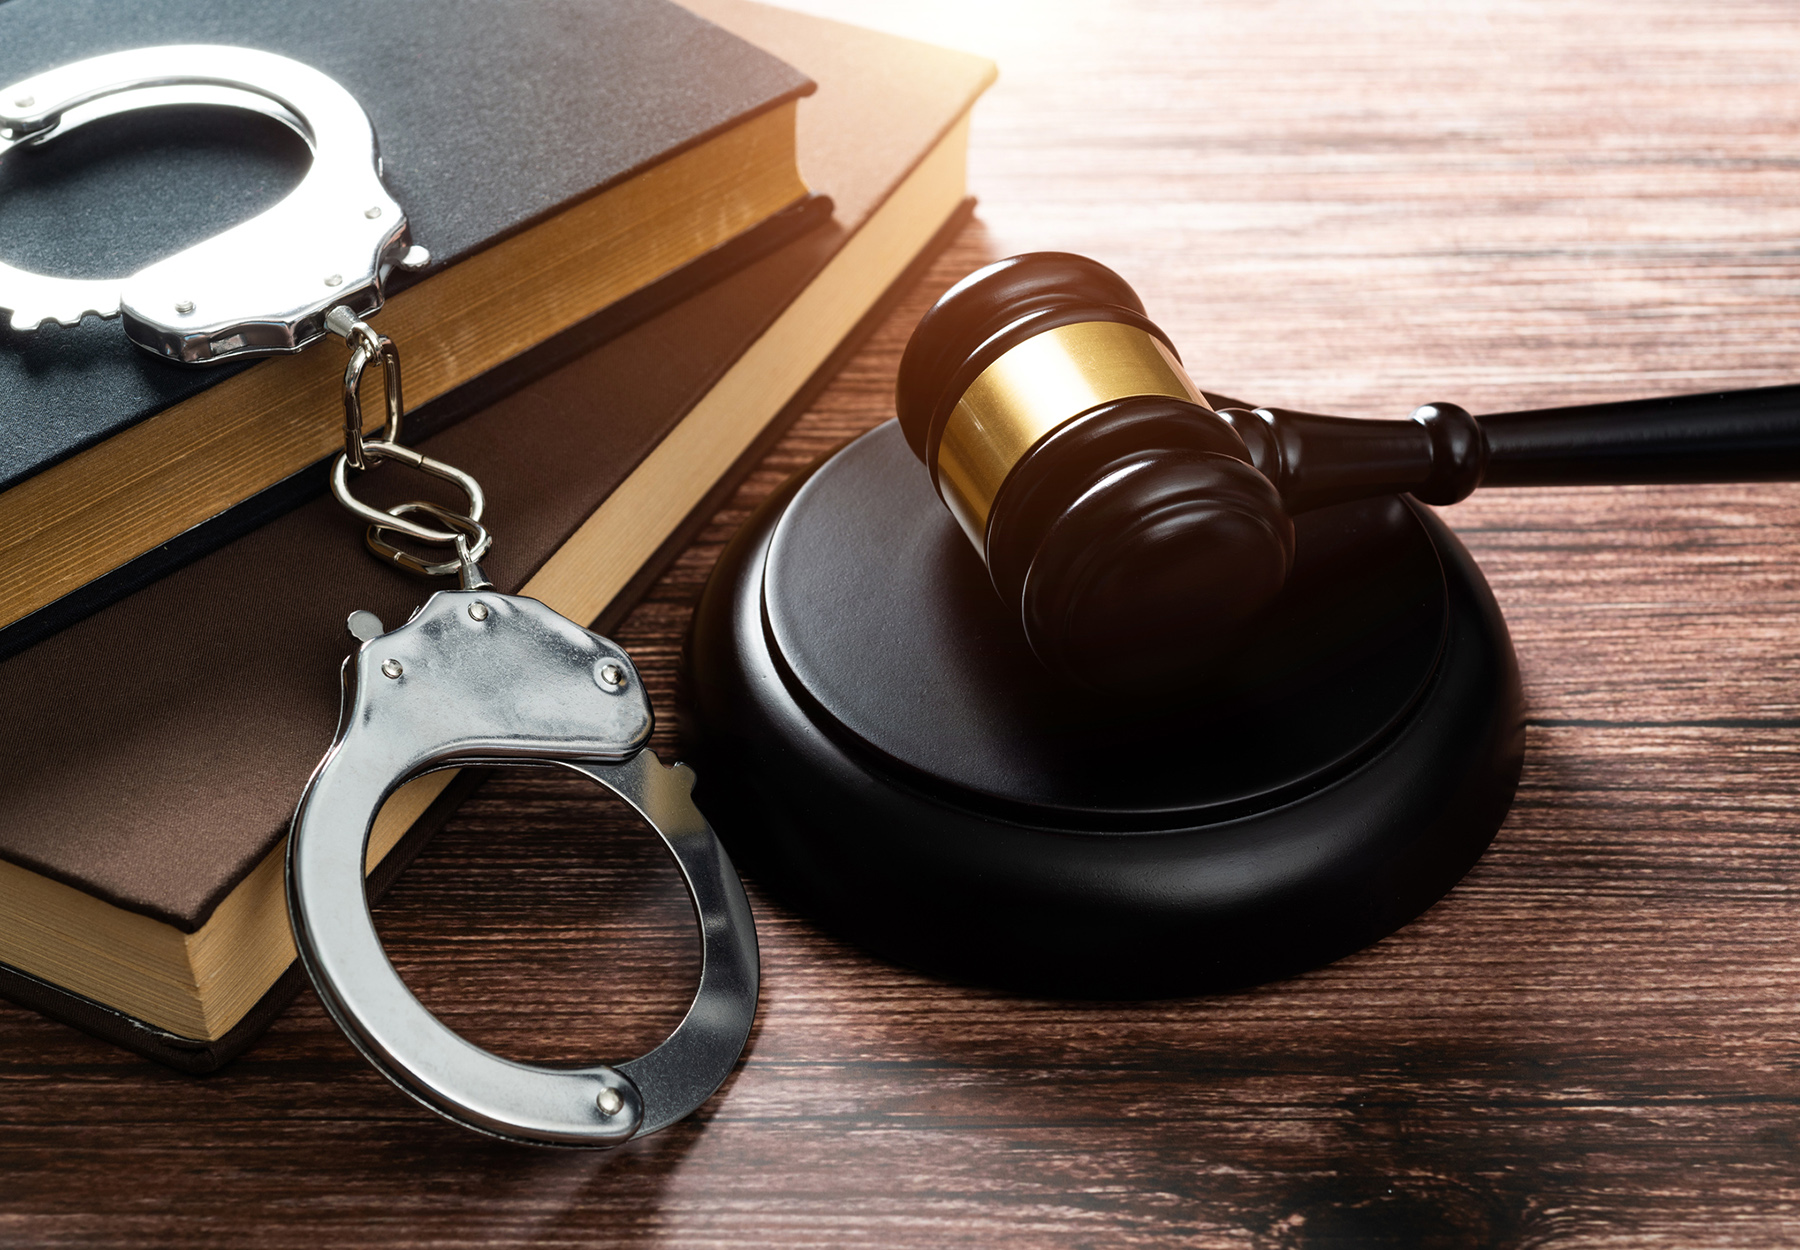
[288,591,760,1146]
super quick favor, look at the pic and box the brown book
[0,0,994,1071]
[0,0,817,652]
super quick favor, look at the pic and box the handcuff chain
[324,306,493,586]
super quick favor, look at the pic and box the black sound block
[680,420,1524,996]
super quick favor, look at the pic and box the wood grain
[7,1,1800,1244]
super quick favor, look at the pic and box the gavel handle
[1213,384,1800,515]
[1480,384,1800,486]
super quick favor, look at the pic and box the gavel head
[896,252,1294,687]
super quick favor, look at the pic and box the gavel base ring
[681,421,1524,995]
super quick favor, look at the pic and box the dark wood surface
[8,2,1800,1244]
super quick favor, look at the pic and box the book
[0,0,820,655]
[0,0,996,1071]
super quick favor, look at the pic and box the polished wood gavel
[896,252,1800,685]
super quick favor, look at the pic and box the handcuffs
[1,47,759,1146]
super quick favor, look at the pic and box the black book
[0,0,818,656]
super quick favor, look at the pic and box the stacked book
[0,0,993,1069]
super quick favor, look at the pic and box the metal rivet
[346,609,384,643]
[468,602,489,621]
[174,299,195,315]
[364,206,382,219]
[596,1088,624,1115]
[596,661,626,691]
[381,658,403,679]
[324,273,344,287]
[14,95,34,109]
[400,245,431,271]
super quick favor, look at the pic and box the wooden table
[8,2,1800,1244]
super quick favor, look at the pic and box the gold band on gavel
[932,319,1208,553]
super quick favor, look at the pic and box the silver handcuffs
[293,591,758,1146]
[3,46,760,1146]
[0,45,420,361]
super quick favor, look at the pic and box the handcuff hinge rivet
[469,602,489,621]
[13,95,32,109]
[325,273,344,288]
[381,659,403,679]
[597,662,626,691]
[365,206,382,219]
[174,299,195,315]
[597,1088,624,1116]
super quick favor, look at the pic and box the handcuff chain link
[338,315,398,469]
[324,306,493,582]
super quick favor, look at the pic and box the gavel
[896,252,1800,686]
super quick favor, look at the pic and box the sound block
[680,420,1524,996]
